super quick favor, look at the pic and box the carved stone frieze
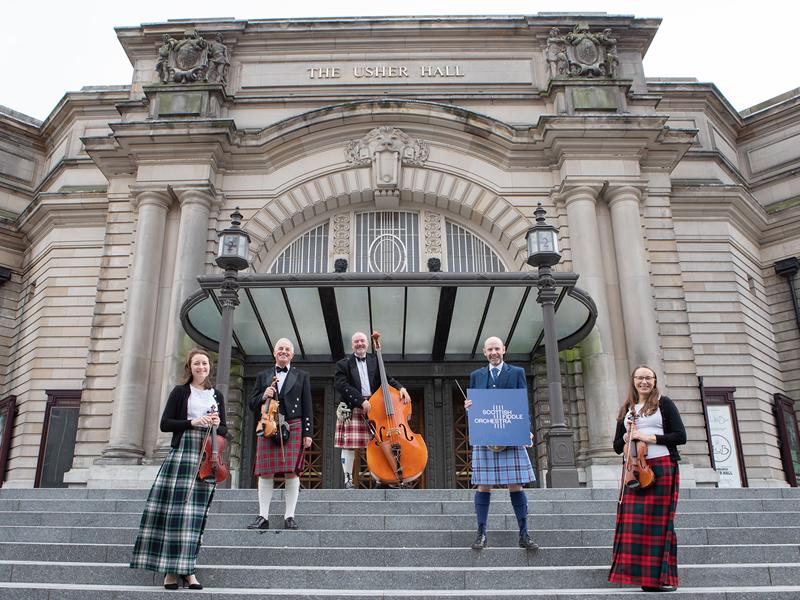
[332,213,351,256]
[545,24,618,80]
[345,126,430,190]
[156,30,230,85]
[423,212,442,255]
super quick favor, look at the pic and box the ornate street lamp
[526,203,579,488]
[215,208,251,405]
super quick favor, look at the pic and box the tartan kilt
[253,418,305,477]
[334,407,373,449]
[609,455,680,588]
[471,445,536,486]
[130,428,215,575]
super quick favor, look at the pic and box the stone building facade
[0,14,798,489]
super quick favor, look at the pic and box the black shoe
[518,533,539,550]
[246,516,269,530]
[642,586,676,592]
[284,517,299,529]
[182,575,203,590]
[471,532,487,550]
[163,575,179,590]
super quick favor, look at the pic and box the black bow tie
[356,356,366,362]
[276,366,288,373]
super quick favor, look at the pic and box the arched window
[269,211,505,274]
[446,222,506,273]
[269,223,328,274]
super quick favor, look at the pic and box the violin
[198,406,228,484]
[365,331,428,486]
[621,407,655,493]
[255,376,279,438]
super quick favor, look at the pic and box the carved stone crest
[345,126,429,190]
[156,30,230,85]
[545,24,618,79]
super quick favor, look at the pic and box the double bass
[365,331,428,486]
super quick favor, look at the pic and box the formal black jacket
[334,353,404,410]
[160,383,228,449]
[247,366,313,438]
[613,395,687,462]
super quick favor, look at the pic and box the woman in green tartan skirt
[130,349,227,590]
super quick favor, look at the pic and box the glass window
[355,211,419,273]
[446,221,506,272]
[270,223,329,274]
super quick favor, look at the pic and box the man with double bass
[334,331,410,488]
[246,338,313,530]
[464,335,538,551]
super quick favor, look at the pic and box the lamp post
[214,208,250,403]
[526,202,579,488]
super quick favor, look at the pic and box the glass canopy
[180,272,597,363]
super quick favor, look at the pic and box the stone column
[607,185,663,374]
[561,185,621,479]
[155,186,219,453]
[100,188,173,461]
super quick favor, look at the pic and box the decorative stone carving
[345,126,430,190]
[206,33,230,85]
[332,213,351,256]
[155,30,230,85]
[423,212,442,255]
[545,24,618,79]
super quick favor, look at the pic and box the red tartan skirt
[253,418,304,478]
[334,407,373,449]
[609,455,680,588]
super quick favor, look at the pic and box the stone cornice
[534,114,696,171]
[15,191,109,244]
[116,15,659,65]
[670,185,800,247]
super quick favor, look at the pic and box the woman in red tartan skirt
[609,365,687,593]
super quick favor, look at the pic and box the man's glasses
[633,376,655,382]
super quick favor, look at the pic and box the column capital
[173,185,222,210]
[605,182,646,207]
[129,185,173,211]
[554,179,605,207]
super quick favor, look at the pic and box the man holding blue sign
[464,336,538,551]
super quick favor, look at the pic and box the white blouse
[188,386,217,421]
[625,403,670,459]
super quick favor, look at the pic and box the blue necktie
[491,367,499,386]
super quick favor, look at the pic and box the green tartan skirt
[130,428,215,574]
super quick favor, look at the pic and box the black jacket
[334,354,404,410]
[247,366,313,438]
[160,383,227,449]
[613,395,686,462]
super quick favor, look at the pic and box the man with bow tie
[463,336,538,551]
[334,331,410,489]
[246,338,313,531]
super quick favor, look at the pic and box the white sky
[2,0,798,121]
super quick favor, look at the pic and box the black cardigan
[613,395,686,462]
[160,383,228,449]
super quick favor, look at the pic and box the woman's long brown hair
[615,364,660,421]
[183,348,214,389]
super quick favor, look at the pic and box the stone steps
[0,488,796,598]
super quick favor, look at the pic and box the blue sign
[466,388,531,447]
